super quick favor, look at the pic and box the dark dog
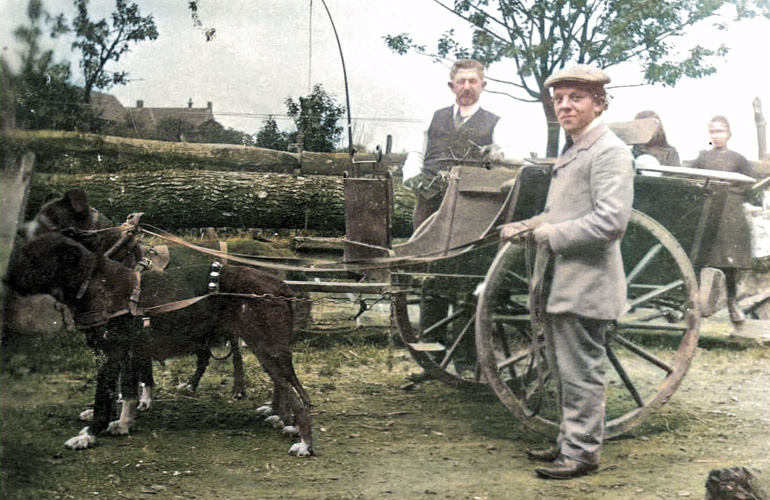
[5,233,313,455]
[25,189,247,400]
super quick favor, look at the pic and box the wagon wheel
[392,271,489,391]
[476,210,700,438]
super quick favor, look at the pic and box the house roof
[90,92,126,122]
[89,92,216,128]
[127,106,215,128]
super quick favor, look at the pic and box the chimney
[136,100,144,109]
[207,101,213,111]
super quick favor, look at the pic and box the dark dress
[690,148,756,269]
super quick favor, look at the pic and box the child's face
[708,122,730,149]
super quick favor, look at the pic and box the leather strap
[140,225,503,273]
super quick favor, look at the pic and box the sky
[1,0,769,161]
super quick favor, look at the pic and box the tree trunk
[27,170,416,237]
[4,130,403,176]
[541,93,560,158]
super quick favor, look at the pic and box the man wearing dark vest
[404,59,513,230]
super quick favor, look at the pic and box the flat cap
[545,65,610,88]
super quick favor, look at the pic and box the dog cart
[283,118,756,440]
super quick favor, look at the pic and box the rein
[140,224,505,273]
[73,211,511,328]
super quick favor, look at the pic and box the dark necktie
[454,109,464,129]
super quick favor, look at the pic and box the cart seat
[393,165,518,258]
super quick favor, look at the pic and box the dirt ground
[1,299,769,500]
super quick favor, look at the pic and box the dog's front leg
[65,347,120,449]
[231,335,246,399]
[107,398,137,435]
[138,383,153,411]
[107,354,140,434]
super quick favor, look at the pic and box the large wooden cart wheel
[476,210,700,438]
[392,271,489,391]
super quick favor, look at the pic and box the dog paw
[136,401,151,412]
[79,408,94,421]
[288,440,313,457]
[282,425,299,436]
[176,382,194,391]
[264,415,284,429]
[64,427,95,449]
[106,419,131,435]
[256,405,273,416]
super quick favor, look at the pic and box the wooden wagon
[285,117,757,439]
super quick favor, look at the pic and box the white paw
[176,382,194,391]
[289,440,312,457]
[264,415,284,429]
[106,419,130,435]
[256,405,273,416]
[64,427,95,449]
[79,409,94,422]
[138,385,153,410]
[282,425,299,436]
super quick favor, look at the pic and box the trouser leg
[412,194,442,232]
[546,313,608,464]
[722,268,739,300]
[721,267,745,323]
[542,319,564,451]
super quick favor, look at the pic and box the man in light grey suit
[500,65,634,479]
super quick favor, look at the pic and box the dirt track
[2,301,769,500]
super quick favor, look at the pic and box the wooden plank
[638,164,756,184]
[0,151,35,337]
[292,236,345,252]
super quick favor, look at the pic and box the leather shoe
[526,447,561,462]
[535,455,598,480]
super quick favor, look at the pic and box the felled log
[3,129,404,176]
[27,170,416,237]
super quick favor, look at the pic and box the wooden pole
[754,97,768,161]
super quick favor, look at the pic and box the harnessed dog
[26,189,247,401]
[11,190,313,455]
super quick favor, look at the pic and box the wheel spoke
[627,279,684,309]
[504,269,529,287]
[626,243,663,285]
[496,347,532,371]
[610,332,674,374]
[422,306,467,338]
[440,313,475,369]
[606,343,645,408]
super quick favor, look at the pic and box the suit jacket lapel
[554,123,610,171]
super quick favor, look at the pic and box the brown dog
[5,232,313,456]
[25,189,247,400]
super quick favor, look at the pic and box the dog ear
[63,189,90,215]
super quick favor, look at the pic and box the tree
[285,84,345,153]
[191,119,254,146]
[8,0,101,131]
[54,0,158,104]
[255,115,289,151]
[386,0,763,156]
[154,117,195,142]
